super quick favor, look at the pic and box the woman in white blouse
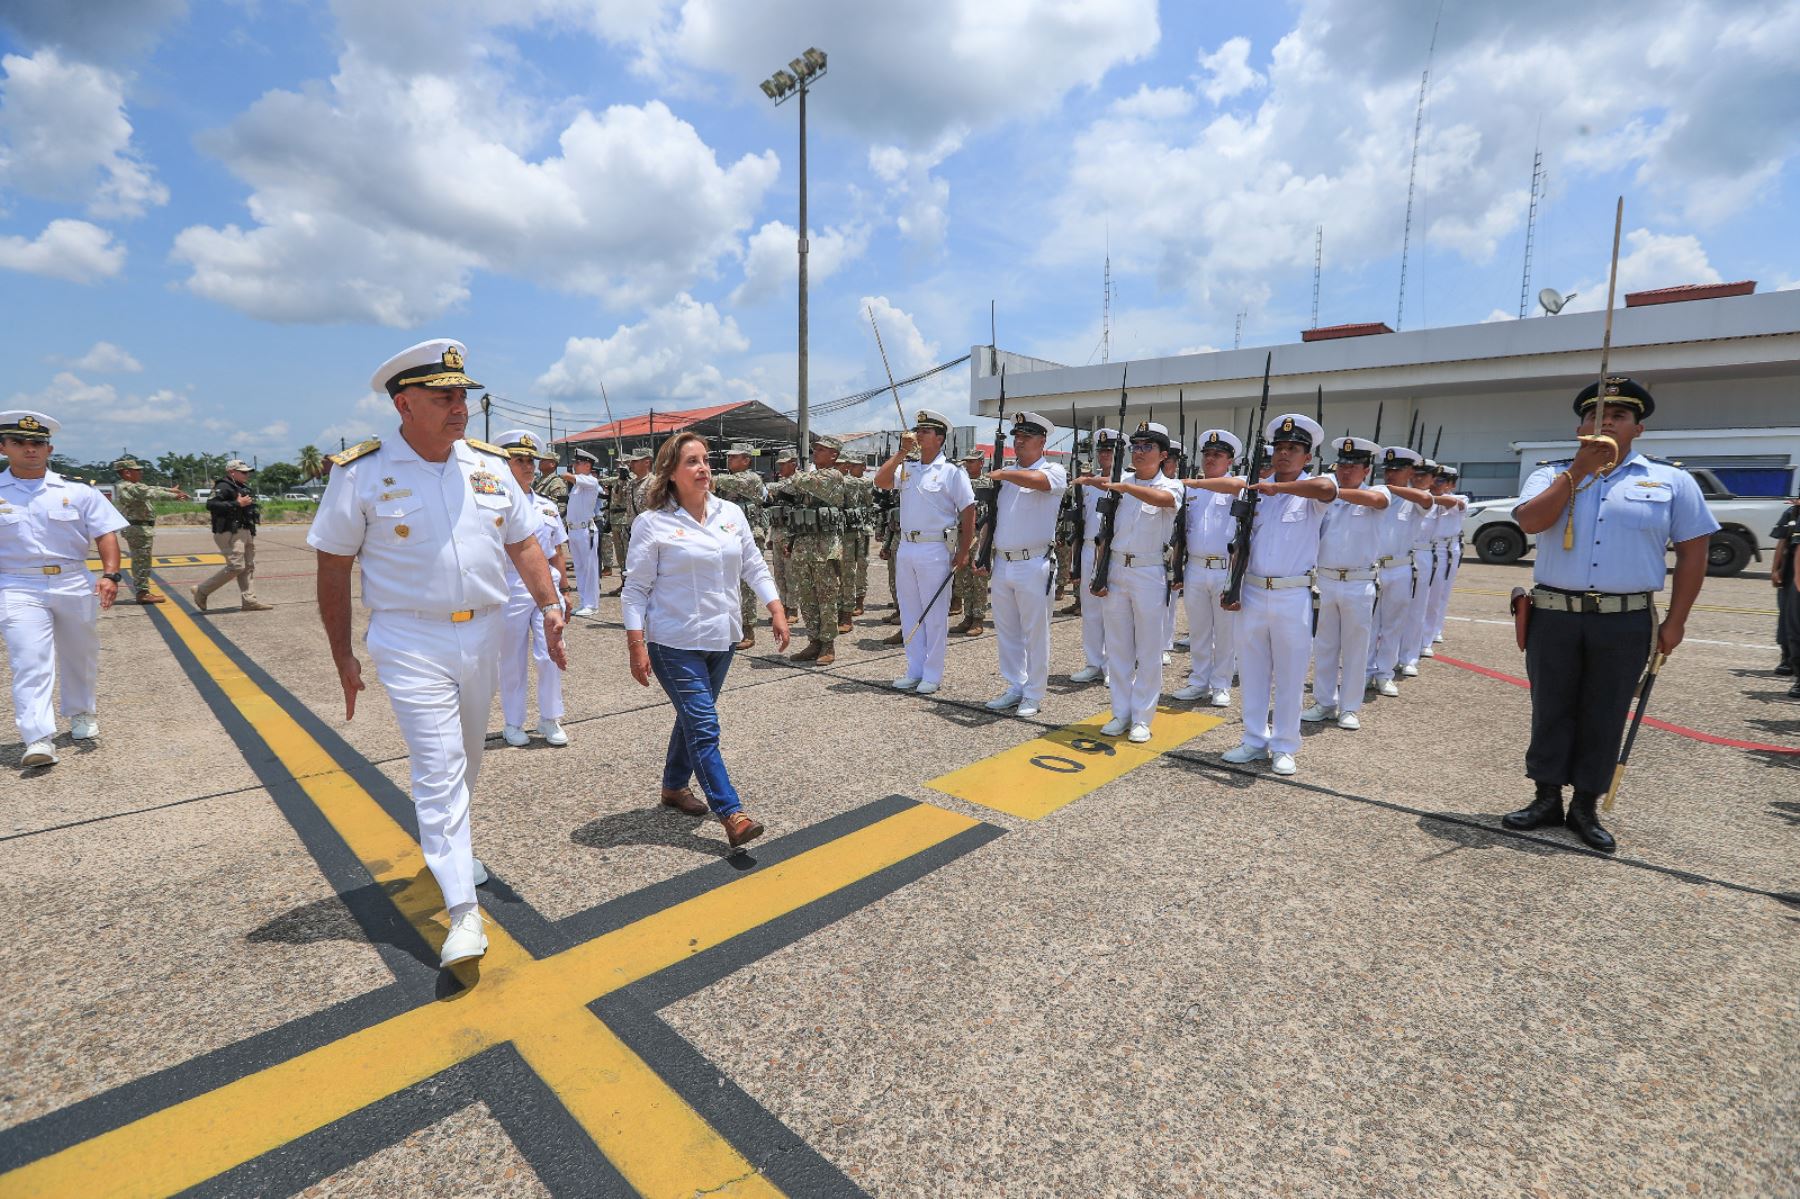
[623,432,788,850]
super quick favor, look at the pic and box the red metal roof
[554,400,749,442]
[1301,322,1395,342]
[1624,280,1756,307]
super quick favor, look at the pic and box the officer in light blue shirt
[1500,376,1718,852]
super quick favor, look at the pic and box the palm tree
[298,444,324,481]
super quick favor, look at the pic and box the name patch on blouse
[469,471,503,496]
[378,489,413,502]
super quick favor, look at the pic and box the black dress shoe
[1502,782,1564,831]
[1788,679,1800,700]
[1565,790,1616,853]
[1774,660,1794,676]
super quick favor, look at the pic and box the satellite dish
[1538,287,1574,315]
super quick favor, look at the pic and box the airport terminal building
[970,284,1800,500]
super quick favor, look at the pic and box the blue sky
[4,0,1797,465]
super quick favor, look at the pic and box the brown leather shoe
[136,590,166,605]
[853,601,865,616]
[722,811,764,850]
[962,622,985,637]
[882,611,901,626]
[240,598,274,612]
[949,600,964,616]
[836,620,853,634]
[735,635,755,651]
[883,630,904,646]
[660,787,709,816]
[1058,602,1081,616]
[790,640,822,662]
[814,649,836,666]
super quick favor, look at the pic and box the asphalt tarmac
[3,525,1795,1197]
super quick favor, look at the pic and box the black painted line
[0,781,272,843]
[548,795,922,952]
[595,992,867,1199]
[141,589,442,995]
[0,985,415,1171]
[175,1044,633,1199]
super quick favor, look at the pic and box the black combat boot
[1564,790,1616,853]
[1502,781,1564,831]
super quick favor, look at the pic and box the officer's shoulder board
[1641,454,1679,466]
[330,438,380,467]
[464,438,510,459]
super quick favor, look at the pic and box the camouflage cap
[813,434,843,453]
[113,457,143,471]
[627,448,653,463]
[226,459,253,473]
[727,442,757,456]
[775,448,797,463]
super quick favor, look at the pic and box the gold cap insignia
[443,345,465,371]
[1281,417,1294,432]
[384,477,396,485]
[395,524,410,538]
[19,416,40,431]
[1341,439,1354,451]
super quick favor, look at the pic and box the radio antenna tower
[1233,310,1246,350]
[1311,225,1323,329]
[1101,222,1112,364]
[1395,2,1442,331]
[1518,139,1544,318]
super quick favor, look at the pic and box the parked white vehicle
[1462,467,1790,577]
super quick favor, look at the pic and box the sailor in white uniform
[1081,421,1182,743]
[873,409,976,695]
[1302,437,1388,730]
[0,410,128,768]
[494,430,571,749]
[564,448,603,616]
[1424,464,1469,649]
[980,411,1067,719]
[1068,428,1118,685]
[1219,414,1336,776]
[1365,447,1434,697]
[308,339,567,970]
[1171,428,1242,706]
[1398,457,1445,678]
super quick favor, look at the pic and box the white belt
[1109,550,1161,568]
[379,604,501,623]
[1432,537,1454,547]
[996,544,1052,562]
[1376,552,1413,567]
[902,528,954,543]
[1317,566,1377,582]
[1189,554,1229,569]
[1242,572,1312,590]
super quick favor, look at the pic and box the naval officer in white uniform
[0,410,128,768]
[1366,446,1433,697]
[1067,428,1118,686]
[495,430,571,749]
[1171,427,1242,706]
[1080,421,1182,743]
[874,409,976,695]
[979,411,1067,719]
[1303,436,1388,730]
[309,339,567,970]
[1220,414,1335,775]
[564,448,603,616]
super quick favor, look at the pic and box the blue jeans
[647,644,739,816]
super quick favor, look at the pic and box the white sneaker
[1161,652,1172,667]
[572,606,597,617]
[1171,683,1208,701]
[891,676,920,691]
[472,858,489,886]
[1420,646,1435,659]
[439,909,487,967]
[1100,716,1128,737]
[22,739,58,768]
[1300,703,1335,723]
[502,724,529,747]
[915,680,940,695]
[984,689,1023,711]
[1377,679,1400,697]
[1337,712,1361,730]
[1210,689,1231,707]
[1270,752,1297,776]
[1070,665,1104,683]
[1220,743,1266,764]
[537,718,568,747]
[1127,722,1152,743]
[1400,663,1419,678]
[1432,634,1445,644]
[1015,702,1040,718]
[70,713,98,740]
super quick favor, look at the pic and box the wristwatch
[101,571,124,584]
[539,602,562,616]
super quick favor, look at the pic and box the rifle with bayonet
[1069,412,1089,587]
[973,367,1007,572]
[1166,389,1189,604]
[1087,367,1130,596]
[1221,352,1274,610]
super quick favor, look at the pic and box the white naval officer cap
[1265,413,1324,450]
[1198,428,1244,458]
[1010,411,1054,438]
[1093,426,1120,448]
[1130,421,1171,450]
[371,338,483,397]
[913,409,951,433]
[0,410,59,441]
[1332,436,1381,463]
[494,428,557,461]
[1380,445,1423,467]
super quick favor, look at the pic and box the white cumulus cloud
[0,49,167,219]
[69,341,143,372]
[732,219,869,306]
[537,293,755,409]
[0,219,124,282]
[1197,37,1265,105]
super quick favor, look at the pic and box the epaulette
[330,438,380,466]
[1643,454,1677,466]
[464,438,509,458]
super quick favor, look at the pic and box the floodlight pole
[797,73,809,460]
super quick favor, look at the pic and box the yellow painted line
[928,708,1226,819]
[6,601,982,1198]
[88,553,228,569]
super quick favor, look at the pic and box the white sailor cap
[1380,445,1423,467]
[1198,428,1244,458]
[1332,436,1381,463]
[495,428,556,461]
[1265,413,1324,450]
[1129,421,1171,450]
[572,448,599,465]
[371,338,482,397]
[0,410,58,441]
[1094,426,1120,448]
[1010,411,1053,438]
[913,408,951,433]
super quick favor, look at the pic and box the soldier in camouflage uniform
[607,450,653,594]
[836,455,874,628]
[711,442,770,650]
[952,449,992,636]
[767,449,800,613]
[111,458,188,603]
[532,457,570,592]
[786,436,849,665]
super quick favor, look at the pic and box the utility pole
[760,48,827,460]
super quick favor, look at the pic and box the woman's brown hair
[644,431,709,512]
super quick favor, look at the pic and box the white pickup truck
[1461,467,1791,577]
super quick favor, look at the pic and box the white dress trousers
[990,553,1055,703]
[1078,539,1106,670]
[1404,546,1438,664]
[1236,586,1312,754]
[1,579,99,745]
[569,521,600,610]
[1428,539,1461,641]
[1102,562,1168,725]
[500,588,563,728]
[1313,577,1376,713]
[1181,563,1235,693]
[365,608,500,912]
[897,539,954,684]
[1368,563,1414,682]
